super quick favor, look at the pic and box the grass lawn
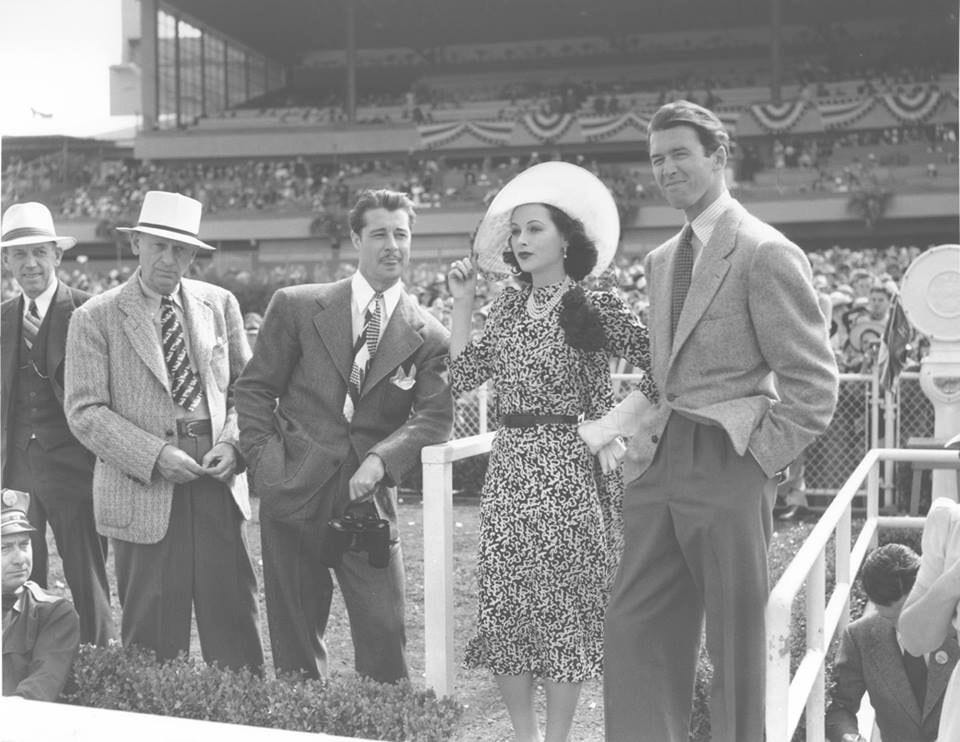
[45,497,817,741]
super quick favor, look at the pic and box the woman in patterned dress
[447,163,657,742]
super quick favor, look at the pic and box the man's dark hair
[859,543,921,606]
[648,99,730,156]
[348,189,416,236]
[501,203,598,283]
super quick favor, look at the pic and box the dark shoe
[775,504,808,521]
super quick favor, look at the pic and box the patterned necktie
[343,293,383,421]
[670,224,694,340]
[22,300,40,350]
[160,296,204,412]
[902,649,927,708]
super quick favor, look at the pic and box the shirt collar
[137,270,183,310]
[22,277,59,320]
[351,272,403,321]
[688,189,734,248]
[3,585,26,616]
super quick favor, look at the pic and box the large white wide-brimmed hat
[117,191,215,250]
[0,202,77,250]
[472,162,620,278]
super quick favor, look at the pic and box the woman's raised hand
[447,257,478,300]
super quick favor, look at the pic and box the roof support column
[769,0,782,104]
[140,0,159,129]
[345,0,356,123]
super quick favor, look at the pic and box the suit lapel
[668,205,740,366]
[44,282,75,386]
[1,297,21,419]
[181,283,214,388]
[865,616,924,723]
[362,291,423,397]
[648,244,675,386]
[118,275,170,391]
[924,637,960,720]
[313,279,354,387]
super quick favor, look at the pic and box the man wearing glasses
[0,202,115,647]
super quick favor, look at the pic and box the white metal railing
[422,437,955,734]
[421,431,494,697]
[764,447,958,742]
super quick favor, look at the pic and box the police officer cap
[1,489,36,536]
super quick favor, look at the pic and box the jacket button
[651,435,659,444]
[667,393,677,402]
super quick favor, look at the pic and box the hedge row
[63,644,462,741]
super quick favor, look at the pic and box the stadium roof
[163,0,919,64]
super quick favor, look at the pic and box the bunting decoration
[819,96,877,130]
[413,85,956,151]
[881,88,943,124]
[581,112,650,142]
[418,120,515,149]
[749,99,809,134]
[519,111,576,143]
[466,120,515,145]
[418,121,468,149]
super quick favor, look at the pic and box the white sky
[0,0,137,139]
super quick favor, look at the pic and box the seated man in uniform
[2,488,80,701]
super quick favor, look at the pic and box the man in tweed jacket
[64,192,262,671]
[580,101,838,741]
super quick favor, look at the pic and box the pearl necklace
[525,277,571,320]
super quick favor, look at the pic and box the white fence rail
[764,447,957,742]
[422,440,957,739]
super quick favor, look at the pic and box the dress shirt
[687,189,735,274]
[20,276,58,324]
[350,272,404,342]
[137,273,210,422]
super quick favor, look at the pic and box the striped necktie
[670,224,694,341]
[22,300,41,350]
[160,296,204,412]
[343,292,383,422]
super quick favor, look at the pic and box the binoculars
[327,510,392,568]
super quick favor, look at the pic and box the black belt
[500,414,579,428]
[176,419,212,438]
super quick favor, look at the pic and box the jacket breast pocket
[380,384,415,420]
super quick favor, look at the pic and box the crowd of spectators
[0,240,933,378]
[5,122,954,225]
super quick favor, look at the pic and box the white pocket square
[390,363,416,390]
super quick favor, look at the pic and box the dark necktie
[670,224,694,341]
[22,299,41,350]
[343,293,383,421]
[902,649,927,709]
[160,296,204,412]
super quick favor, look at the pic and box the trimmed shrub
[63,644,462,741]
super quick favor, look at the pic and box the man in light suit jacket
[827,544,958,742]
[235,189,453,683]
[580,100,839,741]
[64,191,263,671]
[1,202,115,646]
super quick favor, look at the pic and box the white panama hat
[117,191,215,250]
[1,202,77,250]
[472,162,620,279]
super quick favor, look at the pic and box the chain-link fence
[805,374,874,496]
[890,371,937,510]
